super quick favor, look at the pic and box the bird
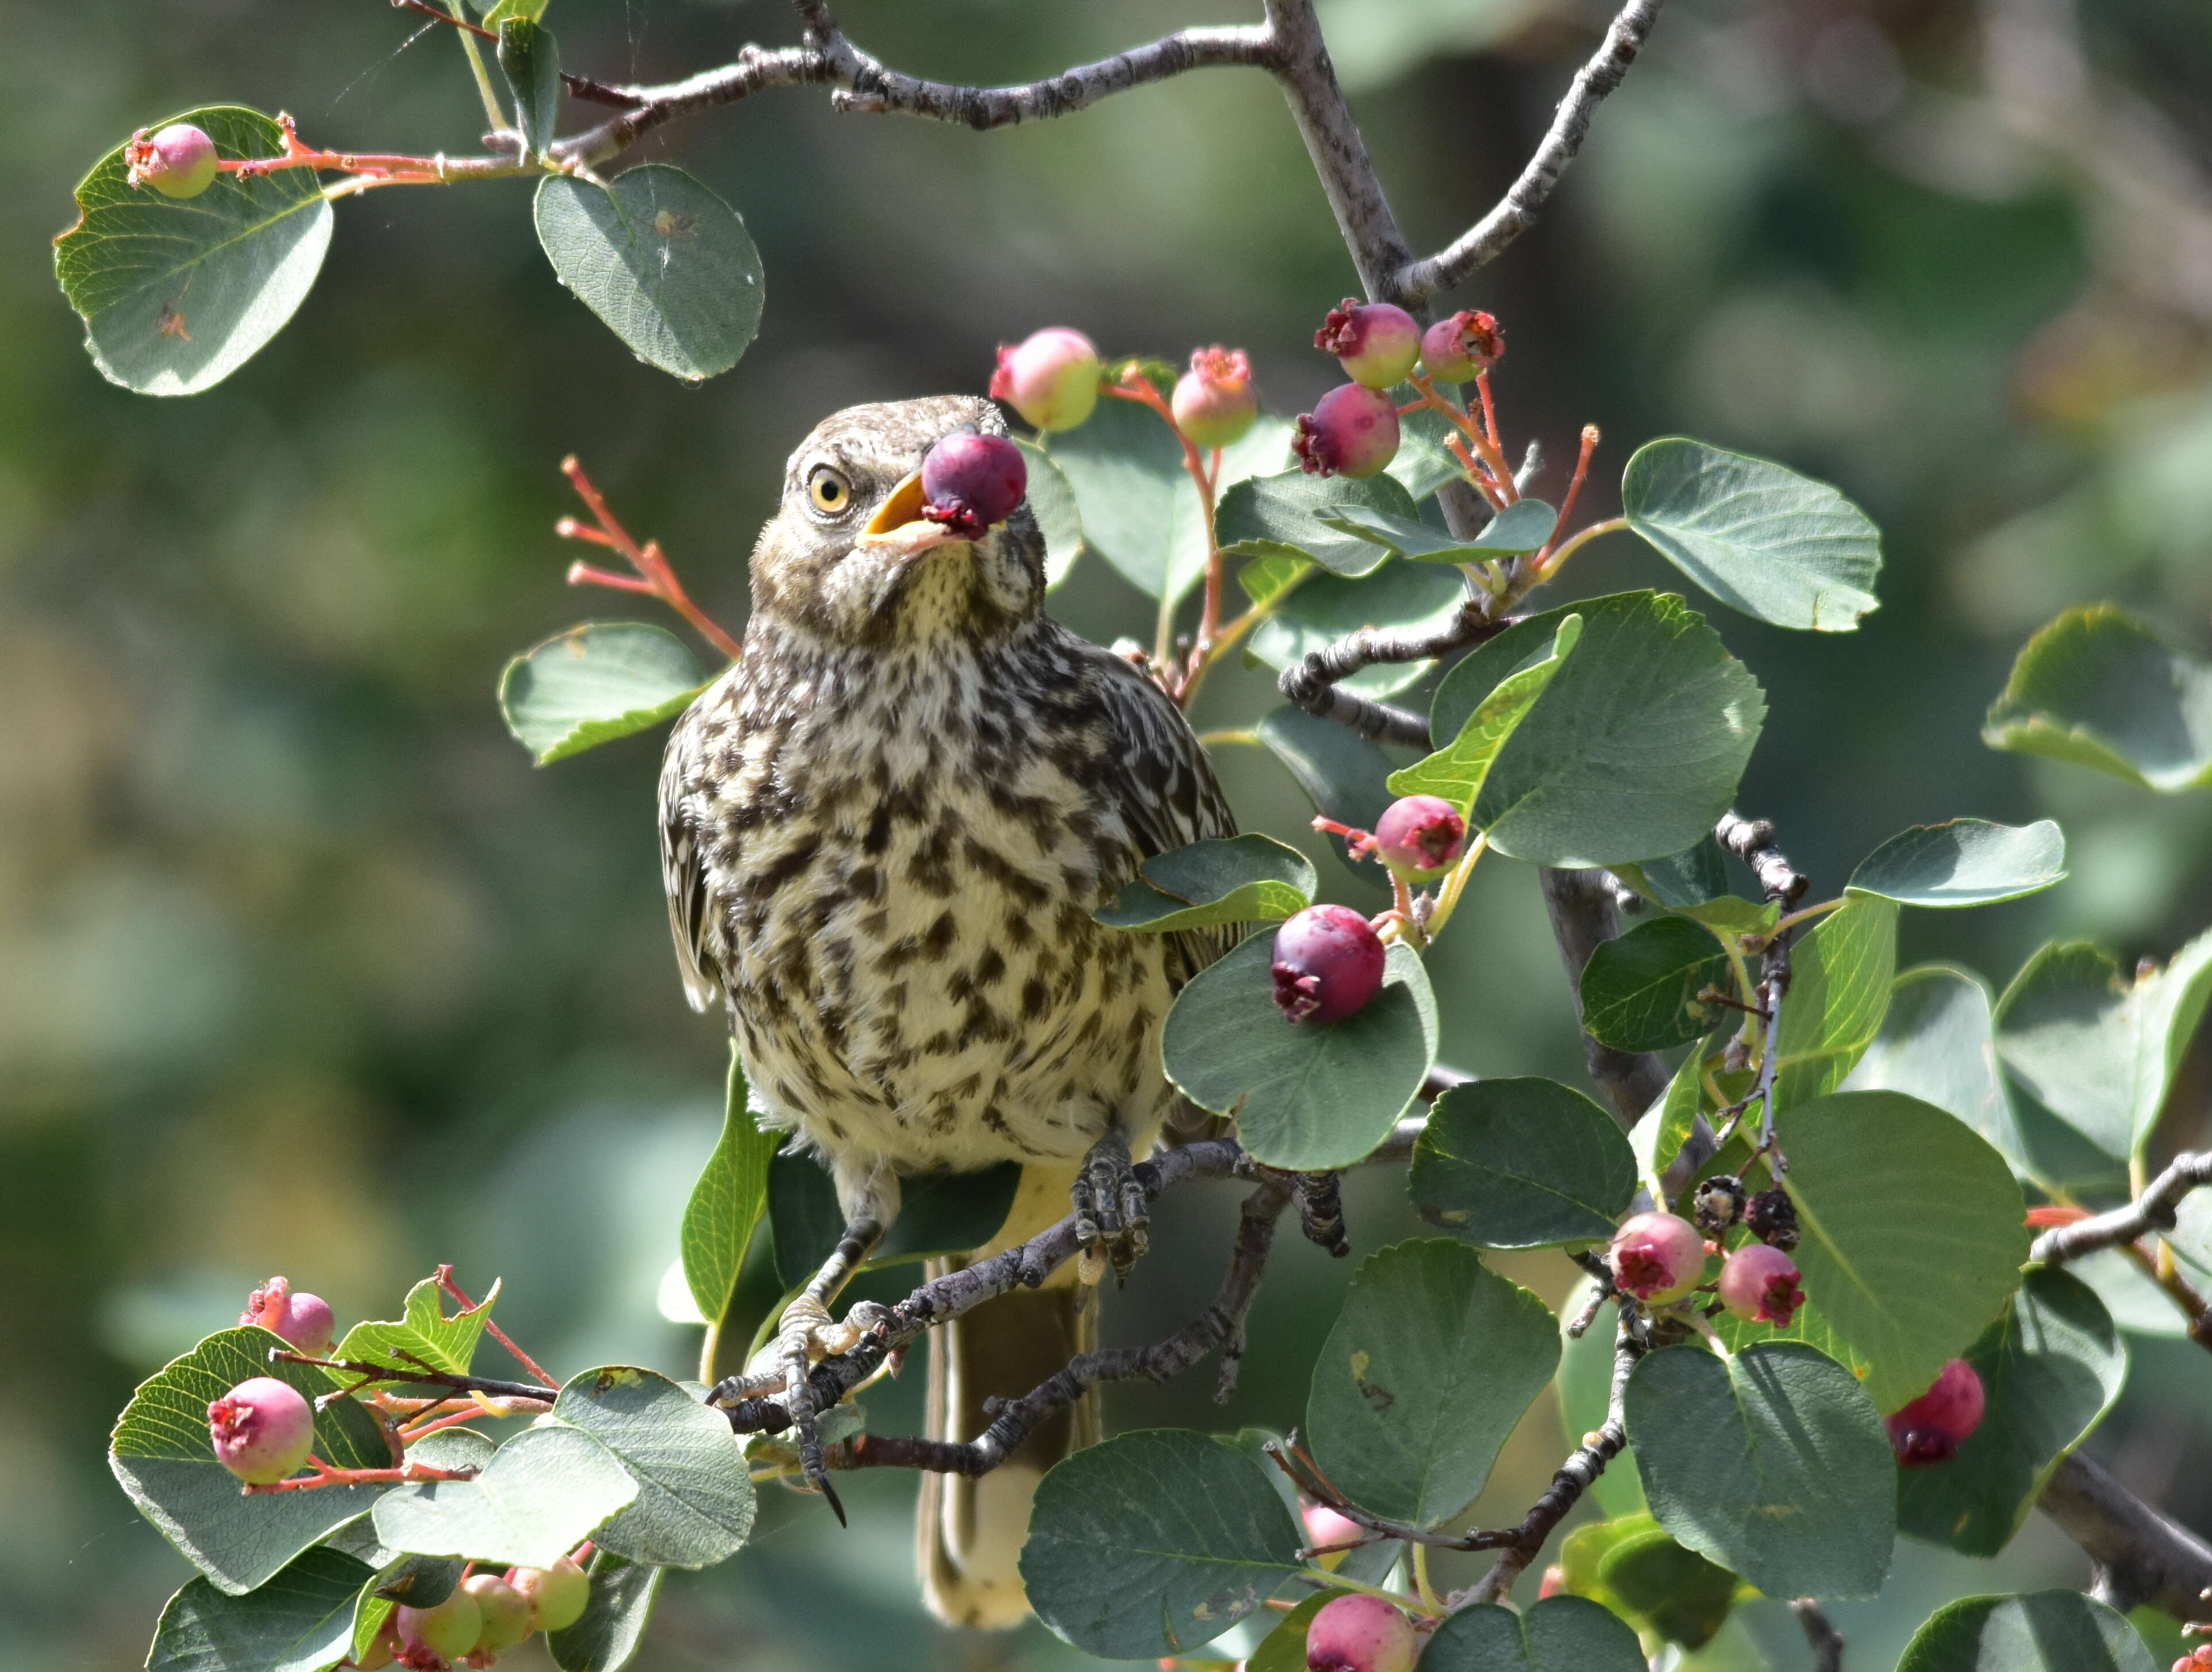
[657,393,1236,1625]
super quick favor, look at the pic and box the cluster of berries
[1297,302,1504,479]
[360,1559,588,1670]
[991,328,1261,449]
[1270,797,1469,1027]
[208,1277,341,1483]
[126,122,220,198]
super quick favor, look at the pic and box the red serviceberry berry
[920,431,1027,537]
[240,1275,335,1355]
[1744,1187,1799,1251]
[1271,905,1387,1025]
[397,1588,483,1666]
[207,1376,315,1484]
[461,1574,534,1654]
[989,328,1101,432]
[1717,1242,1806,1328]
[1887,1359,1986,1466]
[1306,1593,1418,1672]
[1170,347,1259,449]
[1371,795,1465,877]
[1691,1174,1748,1239]
[1292,383,1400,479]
[1607,1211,1707,1304]
[507,1559,591,1633]
[1418,310,1506,382]
[128,122,219,199]
[1314,298,1420,390]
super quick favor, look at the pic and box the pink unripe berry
[1314,299,1421,390]
[920,432,1027,538]
[207,1377,315,1484]
[1293,384,1401,479]
[1418,310,1506,382]
[462,1574,534,1653]
[397,1587,483,1664]
[507,1559,591,1633]
[129,122,220,199]
[1302,1501,1364,1550]
[1717,1242,1806,1328]
[240,1275,335,1355]
[990,328,1101,432]
[1306,1592,1418,1672]
[1887,1359,1986,1466]
[1271,905,1387,1025]
[1372,795,1465,876]
[1171,347,1260,449]
[1607,1212,1707,1305]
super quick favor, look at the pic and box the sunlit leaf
[1983,604,2212,791]
[498,621,707,766]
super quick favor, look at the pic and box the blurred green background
[8,0,2212,1667]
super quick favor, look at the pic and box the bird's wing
[660,687,726,1014]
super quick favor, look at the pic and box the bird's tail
[918,1163,1099,1629]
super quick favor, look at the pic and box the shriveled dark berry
[1745,1187,1798,1251]
[1271,905,1386,1025]
[1691,1174,1748,1239]
[920,432,1027,538]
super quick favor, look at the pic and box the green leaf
[1047,402,1292,602]
[1246,561,1469,700]
[1619,836,1728,908]
[551,1366,753,1567]
[1165,934,1437,1171]
[1215,468,1419,579]
[767,1152,1023,1287]
[547,1551,663,1672]
[483,0,550,23]
[1843,965,2029,1179]
[1771,894,1898,1107]
[533,164,764,382]
[371,1425,637,1568]
[1779,1090,2030,1410]
[1626,1342,1895,1599]
[56,105,334,396]
[499,622,707,766]
[1578,916,1733,1052]
[110,1327,394,1594]
[1559,1515,1737,1648]
[1020,1428,1303,1659]
[1898,1267,2126,1556]
[1306,1239,1560,1527]
[148,1546,371,1672]
[1621,437,1882,631]
[1898,1591,2157,1672]
[680,1046,778,1323]
[1848,818,2068,908]
[1388,402,1468,500]
[1983,604,2212,791]
[1427,593,1765,868]
[1255,706,1397,832]
[1317,497,1557,562]
[1420,1596,1646,1671]
[1388,615,1580,818]
[1095,835,1317,932]
[1237,550,1314,612]
[1630,1037,1715,1194]
[497,19,560,160]
[332,1273,499,1387]
[1014,439,1084,590]
[1410,1078,1638,1247]
[1994,928,2212,1162]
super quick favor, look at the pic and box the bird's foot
[761,1293,888,1524]
[1071,1131,1150,1283]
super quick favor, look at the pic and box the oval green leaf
[1898,1591,2156,1672]
[371,1424,637,1569]
[1779,1089,2030,1411]
[1410,1077,1638,1247]
[681,1047,778,1324]
[1848,818,2068,908]
[1983,604,2212,792]
[1306,1239,1560,1527]
[1020,1428,1302,1659]
[499,621,707,766]
[1164,933,1437,1171]
[1014,439,1084,589]
[1771,894,1898,1108]
[534,164,764,382]
[1317,496,1557,563]
[497,18,561,160]
[1842,964,2028,1179]
[1559,1515,1737,1648]
[547,1551,664,1672]
[1625,1342,1895,1600]
[1246,561,1469,700]
[1578,915,1733,1052]
[1255,705,1398,833]
[1388,614,1580,819]
[148,1546,371,1672]
[1215,467,1419,579]
[56,106,335,396]
[1095,835,1317,933]
[1622,437,1882,631]
[552,1366,753,1567]
[1419,1595,1645,1671]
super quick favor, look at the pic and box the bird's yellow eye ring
[807,466,852,515]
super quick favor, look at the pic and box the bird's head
[748,395,1045,648]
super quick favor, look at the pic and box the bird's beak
[856,470,961,558]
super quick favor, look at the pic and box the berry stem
[443,0,513,135]
[437,1265,560,1390]
[1475,370,1504,456]
[1530,424,1599,570]
[1532,515,1627,582]
[1102,372,1224,699]
[244,1454,477,1494]
[1407,372,1518,502]
[558,456,744,663]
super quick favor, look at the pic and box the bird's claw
[1071,1132,1149,1282]
[774,1293,859,1523]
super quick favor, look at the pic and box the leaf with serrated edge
[499,621,707,766]
[1578,916,1733,1052]
[1411,1078,1638,1248]
[1847,818,2067,908]
[1771,894,1898,1107]
[333,1273,499,1386]
[1215,467,1418,579]
[371,1424,636,1568]
[1388,615,1580,818]
[1096,835,1316,932]
[552,1366,753,1567]
[1317,496,1557,562]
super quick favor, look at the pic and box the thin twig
[1792,1600,1846,1672]
[1275,603,1517,748]
[2032,1154,2212,1264]
[269,1350,548,1402]
[2038,1450,2212,1622]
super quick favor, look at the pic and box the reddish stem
[1533,424,1600,569]
[1475,370,1503,455]
[438,1266,560,1390]
[2025,1205,2092,1228]
[1102,374,1222,683]
[246,1454,475,1494]
[557,457,744,662]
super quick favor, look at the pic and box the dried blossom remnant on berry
[1271,904,1386,1025]
[1419,309,1506,382]
[1293,384,1400,479]
[1313,299,1420,390]
[1171,347,1259,449]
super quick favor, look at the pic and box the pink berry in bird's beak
[920,432,1027,538]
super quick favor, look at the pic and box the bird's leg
[1070,1125,1149,1281]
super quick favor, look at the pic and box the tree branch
[2038,1450,2212,1623]
[1276,601,1515,748]
[1395,0,1667,303]
[1539,868,1671,1127]
[1792,1600,1847,1672]
[2030,1152,2212,1264]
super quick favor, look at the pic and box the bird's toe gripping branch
[1070,1128,1150,1282]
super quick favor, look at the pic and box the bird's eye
[807,466,852,515]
